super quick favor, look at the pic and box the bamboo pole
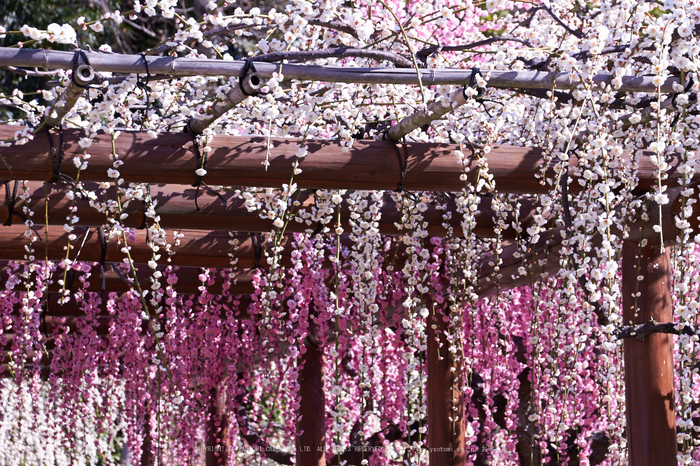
[0,125,680,195]
[0,47,679,93]
[44,64,94,127]
[189,74,262,134]
[621,242,677,465]
[386,87,468,141]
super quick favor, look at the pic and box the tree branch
[233,393,294,465]
[307,19,359,39]
[0,66,60,77]
[417,36,534,63]
[615,319,695,341]
[521,5,584,39]
[325,420,421,466]
[252,47,414,68]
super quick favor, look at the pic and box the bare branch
[252,47,414,68]
[615,320,695,341]
[203,23,270,39]
[307,19,359,39]
[572,44,629,61]
[417,36,534,63]
[521,5,585,39]
[0,66,60,77]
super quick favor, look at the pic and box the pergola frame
[0,45,683,466]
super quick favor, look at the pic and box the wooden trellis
[0,45,686,465]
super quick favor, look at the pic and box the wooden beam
[2,182,533,239]
[427,307,466,465]
[296,337,326,466]
[621,242,677,465]
[0,126,677,195]
[0,125,549,194]
[0,225,293,268]
[0,262,256,295]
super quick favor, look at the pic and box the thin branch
[252,47,414,68]
[0,66,60,77]
[417,36,534,63]
[572,44,629,61]
[521,5,585,39]
[307,19,359,39]
[203,23,270,39]
[122,17,159,39]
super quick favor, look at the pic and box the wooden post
[427,309,466,465]
[622,242,677,465]
[296,337,326,466]
[206,386,230,466]
[141,411,155,466]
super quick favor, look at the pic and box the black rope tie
[71,50,91,88]
[464,68,486,100]
[140,184,151,243]
[670,77,696,128]
[387,135,408,193]
[185,123,227,211]
[4,180,20,226]
[41,299,49,337]
[3,181,42,236]
[239,58,259,97]
[136,52,152,118]
[45,124,68,183]
[250,232,268,272]
[65,267,76,296]
[98,226,108,293]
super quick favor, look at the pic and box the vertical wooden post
[141,411,155,466]
[427,309,466,465]
[206,386,230,466]
[622,242,677,465]
[296,337,326,466]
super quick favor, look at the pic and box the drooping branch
[324,420,422,466]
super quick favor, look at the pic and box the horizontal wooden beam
[0,262,256,295]
[2,182,534,239]
[0,225,295,268]
[0,126,672,195]
[0,47,679,92]
[1,126,549,193]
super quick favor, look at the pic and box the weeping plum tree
[0,0,699,464]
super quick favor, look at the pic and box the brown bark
[622,242,677,466]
